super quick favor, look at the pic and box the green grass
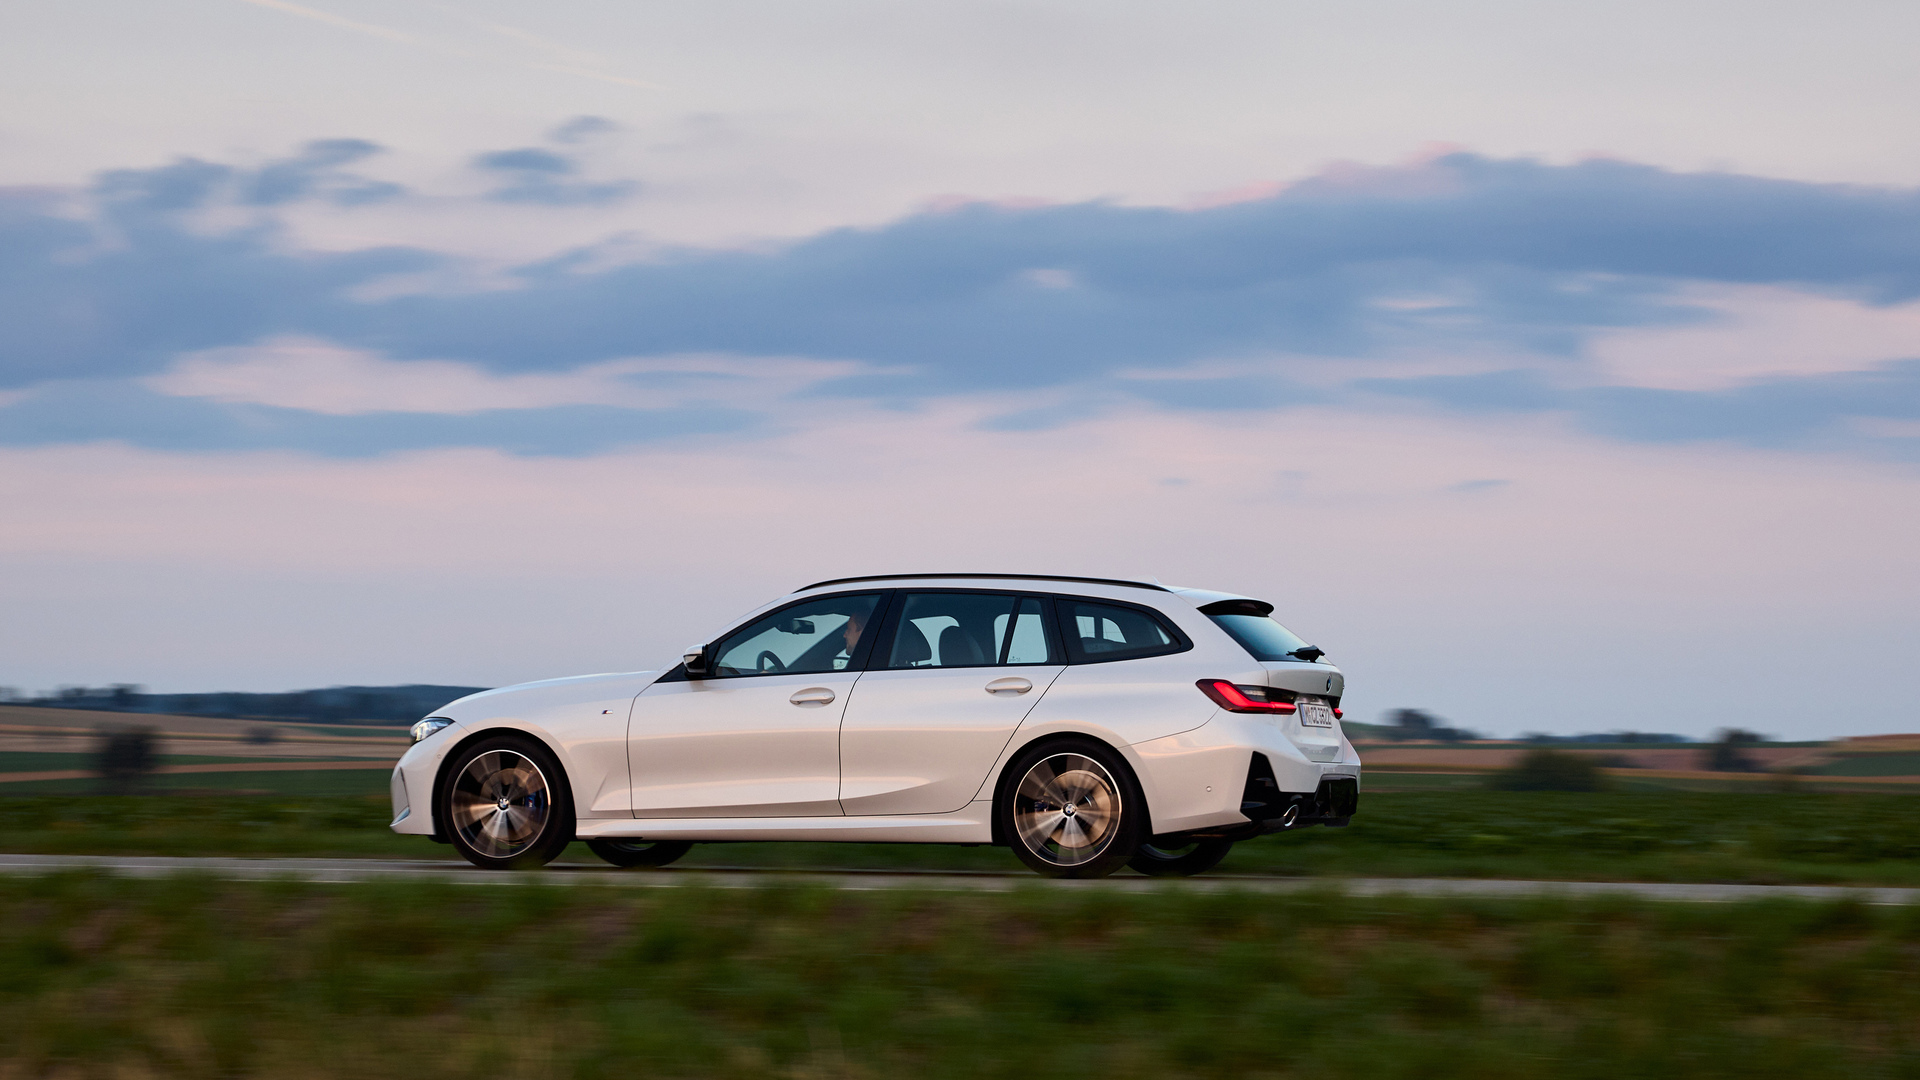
[1821,751,1920,776]
[285,724,410,739]
[0,769,394,798]
[1206,790,1920,885]
[0,875,1915,1079]
[5,789,1920,886]
[0,751,353,773]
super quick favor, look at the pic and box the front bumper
[389,724,465,835]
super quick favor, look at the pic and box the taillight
[1333,708,1343,719]
[1197,679,1297,714]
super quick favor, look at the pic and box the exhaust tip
[1279,804,1300,827]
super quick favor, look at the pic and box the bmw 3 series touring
[391,574,1362,878]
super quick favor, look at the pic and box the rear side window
[883,593,1059,668]
[1058,599,1187,664]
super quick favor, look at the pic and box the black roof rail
[797,573,1170,593]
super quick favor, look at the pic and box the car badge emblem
[1324,677,1332,692]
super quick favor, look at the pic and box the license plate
[1296,700,1335,728]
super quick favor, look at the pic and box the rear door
[837,591,1064,815]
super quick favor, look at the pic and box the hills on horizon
[8,685,486,726]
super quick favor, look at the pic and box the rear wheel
[1128,837,1234,877]
[999,739,1143,878]
[586,838,693,868]
[441,736,574,870]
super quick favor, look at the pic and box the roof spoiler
[1196,598,1275,617]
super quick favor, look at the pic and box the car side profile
[391,573,1362,877]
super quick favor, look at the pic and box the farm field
[1,873,1914,1079]
[7,706,1919,885]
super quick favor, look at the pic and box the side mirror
[682,644,710,677]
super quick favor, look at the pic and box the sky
[2,0,1918,738]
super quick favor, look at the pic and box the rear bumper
[1239,760,1358,832]
[1127,712,1360,836]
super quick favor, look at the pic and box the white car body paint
[389,575,1362,844]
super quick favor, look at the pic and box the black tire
[998,738,1144,878]
[440,735,574,870]
[1128,837,1234,877]
[586,838,693,868]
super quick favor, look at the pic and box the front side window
[713,593,883,676]
[884,593,1058,668]
[1058,599,1187,663]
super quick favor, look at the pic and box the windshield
[1208,613,1320,662]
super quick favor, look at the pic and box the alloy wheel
[1012,752,1122,866]
[448,748,552,859]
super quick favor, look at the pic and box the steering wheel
[756,650,787,673]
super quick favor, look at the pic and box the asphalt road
[0,854,1915,903]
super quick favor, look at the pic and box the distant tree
[94,726,157,794]
[1384,708,1478,743]
[245,725,281,746]
[1487,749,1610,792]
[1385,709,1436,740]
[1703,728,1763,772]
[0,687,19,703]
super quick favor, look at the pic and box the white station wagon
[391,574,1361,877]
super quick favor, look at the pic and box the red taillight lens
[1333,708,1343,719]
[1196,679,1297,714]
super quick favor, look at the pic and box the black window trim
[665,586,1191,681]
[798,572,1170,594]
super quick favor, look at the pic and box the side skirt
[576,804,995,844]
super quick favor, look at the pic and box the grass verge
[4,790,1920,886]
[1,875,1916,1079]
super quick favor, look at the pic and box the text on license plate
[1296,701,1335,728]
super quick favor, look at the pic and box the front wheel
[999,739,1144,878]
[587,838,693,868]
[441,736,574,870]
[1128,837,1234,877]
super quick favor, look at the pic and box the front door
[629,591,884,818]
[838,592,1064,815]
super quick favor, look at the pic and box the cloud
[89,141,405,215]
[9,149,1920,455]
[549,116,619,144]
[1364,358,1920,454]
[472,147,637,206]
[142,336,857,416]
[243,139,403,207]
[0,378,758,457]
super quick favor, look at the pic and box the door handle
[789,687,836,707]
[985,676,1033,695]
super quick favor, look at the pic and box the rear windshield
[1208,613,1317,662]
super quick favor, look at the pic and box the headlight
[410,717,454,744]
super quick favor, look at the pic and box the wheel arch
[429,725,578,843]
[986,731,1151,847]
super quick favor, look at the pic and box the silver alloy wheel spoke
[1013,753,1121,866]
[452,749,551,858]
[1017,809,1067,850]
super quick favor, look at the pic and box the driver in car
[833,610,866,669]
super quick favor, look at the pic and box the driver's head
[842,611,865,651]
